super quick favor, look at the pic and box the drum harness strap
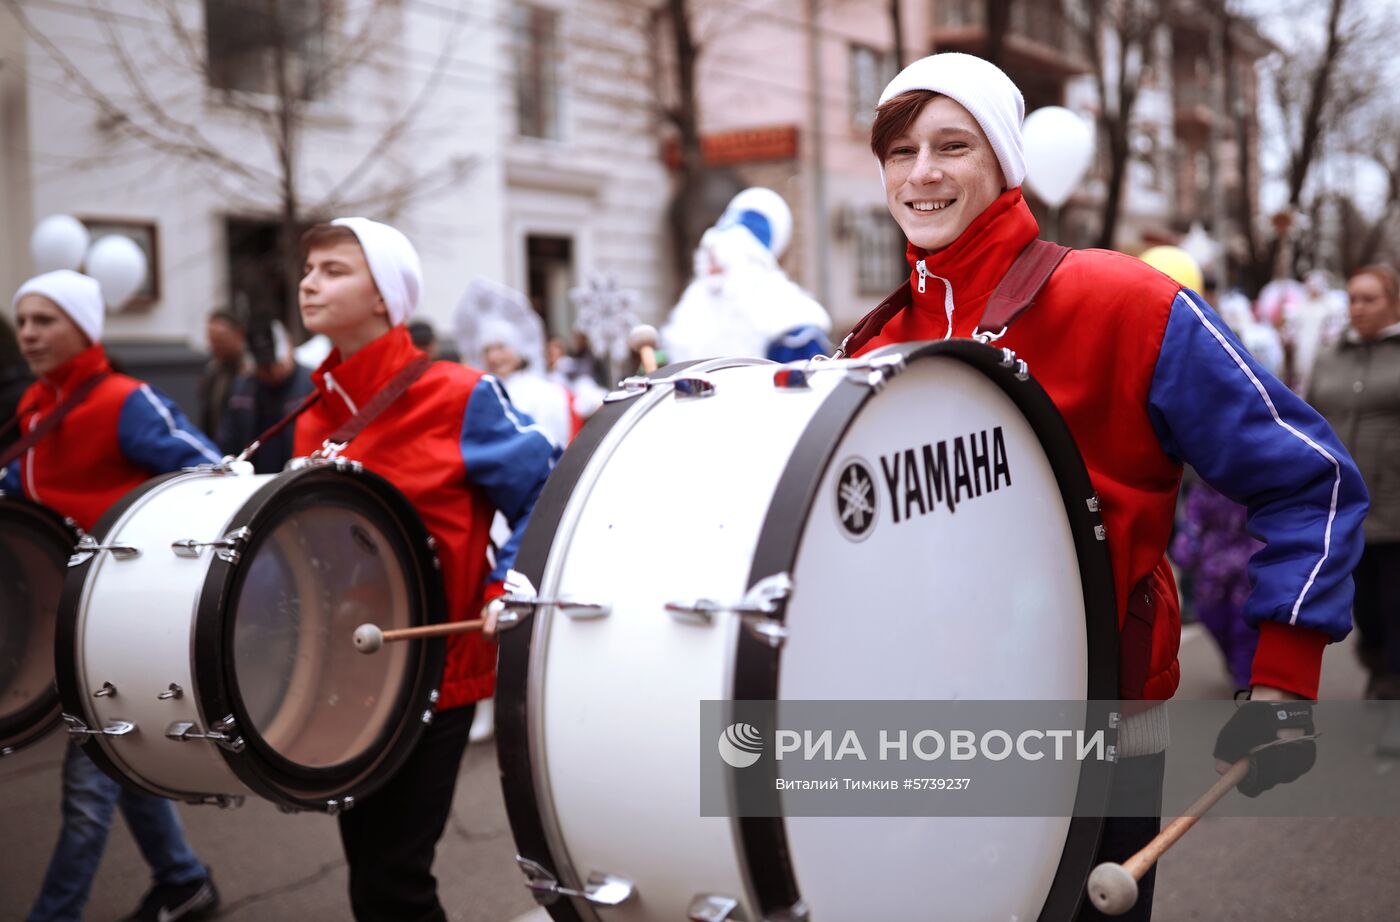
[833,238,1070,358]
[0,372,110,471]
[832,239,1163,701]
[235,356,433,464]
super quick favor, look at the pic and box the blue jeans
[26,743,207,922]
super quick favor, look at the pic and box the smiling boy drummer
[847,53,1367,920]
[295,218,558,922]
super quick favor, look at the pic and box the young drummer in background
[294,218,558,922]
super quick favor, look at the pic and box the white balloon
[86,235,148,308]
[1022,106,1095,209]
[30,215,91,273]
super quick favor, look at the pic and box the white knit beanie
[878,53,1026,189]
[13,269,105,344]
[330,217,422,326]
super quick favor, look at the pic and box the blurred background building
[1,0,1395,398]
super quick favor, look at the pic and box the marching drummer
[846,54,1367,921]
[294,218,559,922]
[3,270,223,922]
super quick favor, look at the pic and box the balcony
[931,0,1091,79]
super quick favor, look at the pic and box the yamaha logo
[835,458,878,541]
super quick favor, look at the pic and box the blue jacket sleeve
[767,325,832,363]
[118,384,222,474]
[0,458,19,494]
[460,375,561,583]
[1147,291,1368,640]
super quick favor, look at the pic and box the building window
[849,43,896,130]
[935,0,982,27]
[854,208,907,295]
[204,0,329,99]
[514,5,562,140]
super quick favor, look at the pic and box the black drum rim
[191,462,447,812]
[56,471,191,800]
[0,497,77,755]
[736,339,1120,922]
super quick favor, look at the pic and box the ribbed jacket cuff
[1250,621,1329,699]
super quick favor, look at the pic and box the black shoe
[124,875,220,921]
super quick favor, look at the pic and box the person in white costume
[1218,291,1284,377]
[662,187,832,363]
[455,278,574,449]
[1284,269,1348,394]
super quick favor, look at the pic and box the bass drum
[497,340,1119,922]
[57,459,446,812]
[0,497,76,757]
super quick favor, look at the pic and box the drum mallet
[353,619,485,653]
[1086,757,1250,915]
[628,324,660,374]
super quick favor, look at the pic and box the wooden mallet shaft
[628,324,659,374]
[353,619,485,653]
[1086,757,1251,915]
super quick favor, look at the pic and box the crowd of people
[0,48,1394,922]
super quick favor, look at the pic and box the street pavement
[2,626,1396,921]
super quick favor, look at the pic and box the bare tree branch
[315,2,470,210]
[3,0,279,189]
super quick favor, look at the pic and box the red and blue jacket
[294,326,559,710]
[854,189,1367,700]
[0,344,221,531]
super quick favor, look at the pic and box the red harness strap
[836,239,1069,357]
[0,372,110,471]
[236,356,433,462]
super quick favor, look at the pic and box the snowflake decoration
[569,274,639,367]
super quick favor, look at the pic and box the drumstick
[352,619,485,654]
[628,324,660,373]
[1086,757,1251,915]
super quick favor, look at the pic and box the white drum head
[778,356,1087,922]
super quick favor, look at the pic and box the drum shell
[499,343,1118,922]
[57,462,448,811]
[62,470,269,800]
[526,359,840,920]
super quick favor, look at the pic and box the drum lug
[193,794,245,809]
[165,715,245,753]
[323,796,355,815]
[689,894,740,921]
[498,570,611,623]
[171,526,252,562]
[765,900,811,922]
[998,347,1031,381]
[93,681,118,698]
[1094,524,1107,542]
[843,353,907,391]
[68,534,141,567]
[63,714,136,740]
[667,573,793,648]
[157,683,184,700]
[604,374,716,403]
[1086,494,1102,513]
[516,856,635,907]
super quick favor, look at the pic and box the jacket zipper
[916,258,928,294]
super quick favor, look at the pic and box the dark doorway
[226,216,300,339]
[525,234,574,339]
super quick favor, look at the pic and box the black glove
[1213,699,1316,797]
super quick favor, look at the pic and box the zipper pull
[916,259,928,294]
